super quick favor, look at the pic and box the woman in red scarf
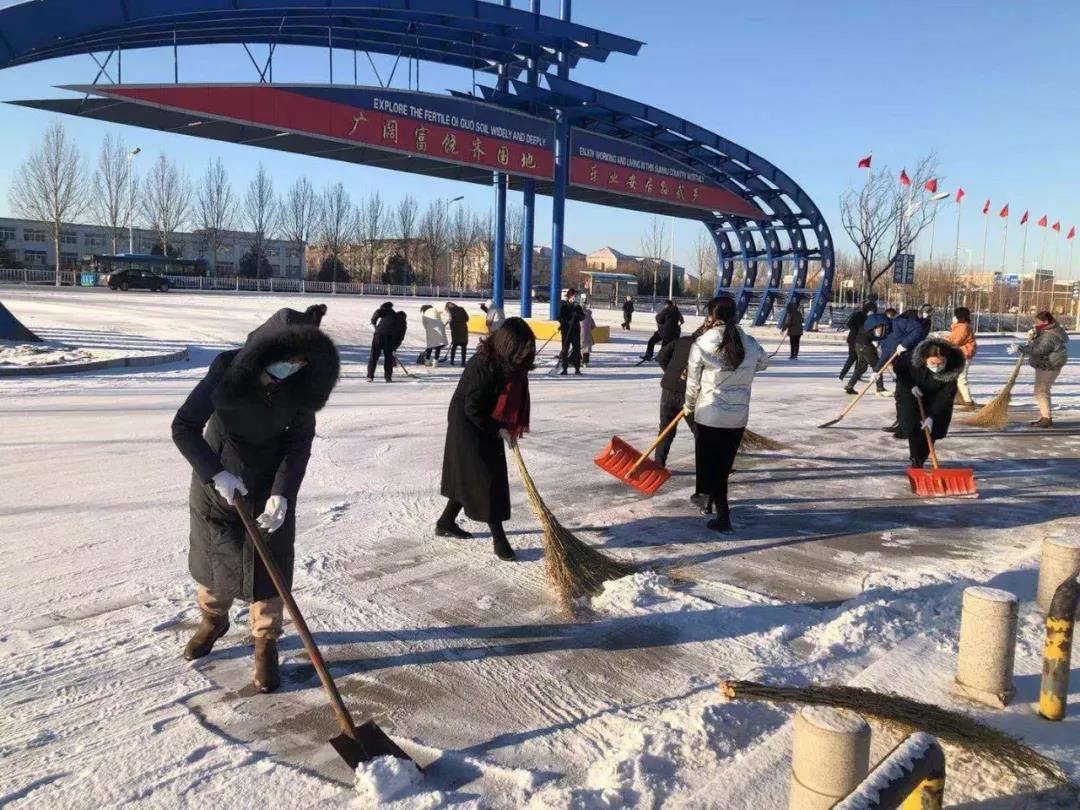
[436,317,535,560]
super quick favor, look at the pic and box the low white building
[0,216,300,277]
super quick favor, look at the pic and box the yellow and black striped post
[1039,575,1079,722]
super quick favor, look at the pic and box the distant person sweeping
[622,295,635,330]
[684,296,768,533]
[893,337,964,468]
[1009,311,1069,428]
[418,304,448,366]
[367,303,400,382]
[655,332,696,467]
[446,301,471,366]
[558,288,584,375]
[779,300,804,359]
[840,301,877,382]
[947,307,978,409]
[846,311,890,395]
[172,308,340,692]
[642,299,683,362]
[480,298,505,333]
[580,307,597,367]
[436,317,536,561]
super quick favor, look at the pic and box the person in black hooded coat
[368,305,401,382]
[893,337,964,467]
[446,302,471,366]
[172,308,340,692]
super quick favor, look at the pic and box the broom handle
[537,327,561,355]
[914,395,941,470]
[233,500,359,741]
[627,409,687,475]
[832,346,902,424]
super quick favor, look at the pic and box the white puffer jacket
[684,325,768,428]
[422,307,448,348]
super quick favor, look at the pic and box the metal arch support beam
[751,223,781,325]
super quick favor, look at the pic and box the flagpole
[1019,220,1028,282]
[927,211,938,267]
[952,196,962,308]
[1000,215,1009,276]
[980,208,990,273]
[1039,226,1047,269]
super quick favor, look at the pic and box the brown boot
[183,611,229,661]
[253,637,280,693]
[1030,417,1054,428]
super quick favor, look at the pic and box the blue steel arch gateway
[0,0,834,328]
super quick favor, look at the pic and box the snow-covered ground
[0,287,1077,809]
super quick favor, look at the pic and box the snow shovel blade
[330,720,415,770]
[594,436,672,495]
[906,466,978,498]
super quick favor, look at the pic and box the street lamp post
[127,147,141,254]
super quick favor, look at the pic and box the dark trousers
[450,343,468,365]
[438,499,506,542]
[908,433,931,467]
[839,339,857,378]
[789,334,801,359]
[560,335,581,372]
[644,331,662,359]
[622,313,632,330]
[694,425,745,514]
[419,345,443,364]
[849,344,885,391]
[367,334,393,381]
[656,389,696,467]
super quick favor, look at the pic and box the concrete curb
[0,347,189,377]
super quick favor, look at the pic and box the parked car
[106,268,170,292]
[531,284,550,302]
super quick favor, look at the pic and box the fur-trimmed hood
[911,337,965,383]
[215,320,340,412]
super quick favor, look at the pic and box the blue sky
[0,0,1077,275]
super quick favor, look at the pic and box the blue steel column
[519,0,541,318]
[548,0,572,321]
[490,0,512,310]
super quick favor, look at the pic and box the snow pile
[353,755,423,806]
[0,341,93,367]
[590,572,680,614]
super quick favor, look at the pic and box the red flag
[1068,226,1076,240]
[954,187,965,203]
[1053,221,1061,232]
[924,178,938,193]
[999,204,1009,218]
[982,199,990,215]
[899,169,911,186]
[1020,211,1029,225]
[1038,215,1048,227]
[857,154,872,169]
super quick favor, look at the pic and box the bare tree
[691,230,718,297]
[141,154,191,257]
[395,195,419,272]
[279,176,319,278]
[503,203,525,290]
[640,216,667,298]
[840,153,941,293]
[195,158,235,272]
[356,191,387,283]
[243,163,278,278]
[8,120,88,284]
[318,182,353,283]
[418,199,451,286]
[449,205,482,288]
[91,134,135,254]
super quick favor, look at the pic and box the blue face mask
[265,361,303,381]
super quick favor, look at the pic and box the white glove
[212,470,248,506]
[498,428,513,444]
[911,385,923,399]
[1005,343,1019,355]
[920,416,934,432]
[256,495,288,534]
[895,345,908,354]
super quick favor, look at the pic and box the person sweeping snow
[893,337,964,468]
[480,299,505,333]
[558,288,584,375]
[779,300,804,360]
[621,295,634,330]
[436,317,536,561]
[684,296,768,533]
[881,306,936,432]
[846,311,890,395]
[947,306,979,410]
[445,301,471,367]
[840,301,877,382]
[418,304,448,366]
[655,333,696,467]
[580,307,597,367]
[172,308,340,692]
[1009,311,1069,428]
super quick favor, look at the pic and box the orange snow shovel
[234,500,416,770]
[595,409,686,495]
[906,397,977,497]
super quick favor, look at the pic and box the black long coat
[440,355,510,523]
[172,312,340,601]
[894,338,964,442]
[657,306,684,342]
[448,305,470,346]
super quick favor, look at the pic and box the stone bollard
[951,586,1018,708]
[1037,536,1080,613]
[789,706,871,810]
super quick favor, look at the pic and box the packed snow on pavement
[1,287,1078,809]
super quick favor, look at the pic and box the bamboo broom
[721,679,1071,787]
[963,356,1025,430]
[741,429,786,452]
[509,439,635,610]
